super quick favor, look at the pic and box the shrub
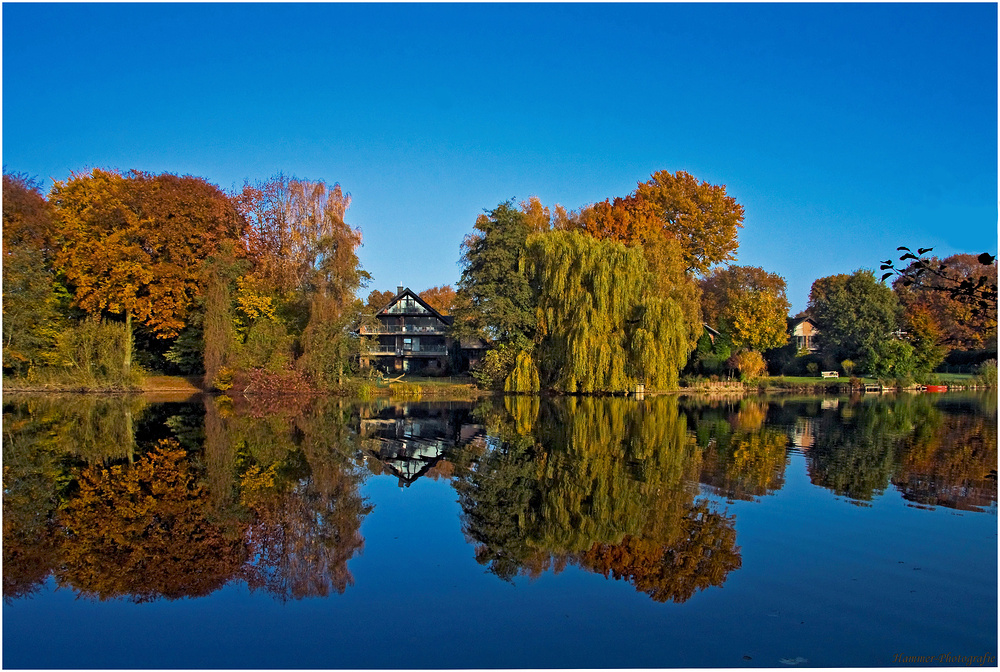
[727,350,766,381]
[976,359,998,388]
[472,344,518,390]
[840,359,854,376]
[806,362,819,376]
[237,320,295,372]
[213,366,234,391]
[40,320,144,390]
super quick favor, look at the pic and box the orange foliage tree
[893,253,998,350]
[49,169,245,371]
[634,170,745,275]
[56,440,247,602]
[581,501,741,604]
[366,288,397,312]
[419,285,457,315]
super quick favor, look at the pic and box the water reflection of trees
[891,395,997,511]
[686,398,789,501]
[57,440,246,602]
[455,396,742,603]
[3,395,371,603]
[4,391,995,605]
[793,393,997,510]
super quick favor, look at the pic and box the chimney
[397,283,404,295]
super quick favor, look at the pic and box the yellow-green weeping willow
[504,351,540,394]
[513,231,690,393]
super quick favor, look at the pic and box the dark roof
[788,315,817,329]
[377,287,450,322]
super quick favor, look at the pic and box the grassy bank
[350,374,485,401]
[680,372,991,395]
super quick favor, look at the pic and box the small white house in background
[790,316,819,352]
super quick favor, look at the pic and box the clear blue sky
[4,3,996,313]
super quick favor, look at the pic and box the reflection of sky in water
[3,394,996,668]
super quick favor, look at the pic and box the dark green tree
[452,201,536,348]
[808,270,904,374]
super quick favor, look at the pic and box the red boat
[925,385,949,393]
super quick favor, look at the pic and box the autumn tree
[883,247,997,321]
[419,285,457,315]
[228,175,369,389]
[3,172,59,260]
[519,196,553,233]
[234,175,365,298]
[293,180,370,388]
[563,194,661,246]
[903,305,948,375]
[700,265,790,354]
[892,252,998,350]
[49,169,245,372]
[365,288,397,312]
[634,170,745,275]
[2,173,66,375]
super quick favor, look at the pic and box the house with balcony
[358,286,454,374]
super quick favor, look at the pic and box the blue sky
[3,3,996,313]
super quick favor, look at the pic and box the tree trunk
[125,311,133,374]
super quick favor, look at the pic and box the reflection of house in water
[790,417,815,450]
[359,404,483,487]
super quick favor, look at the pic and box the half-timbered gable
[359,286,454,373]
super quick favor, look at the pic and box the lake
[3,391,996,668]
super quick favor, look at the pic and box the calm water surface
[3,392,996,668]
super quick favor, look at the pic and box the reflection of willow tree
[807,396,939,504]
[56,440,247,602]
[30,394,148,463]
[456,396,741,603]
[207,396,372,600]
[532,397,701,552]
[891,398,998,511]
